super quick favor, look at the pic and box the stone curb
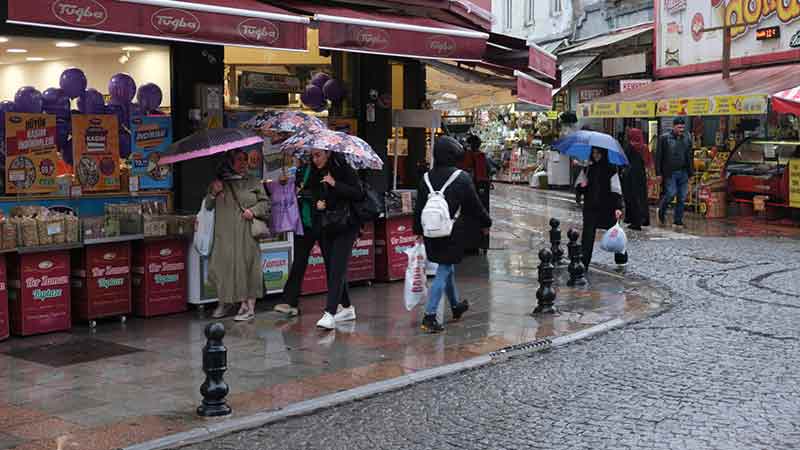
[120,314,642,450]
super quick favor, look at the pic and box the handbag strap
[225,181,246,213]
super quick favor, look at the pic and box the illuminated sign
[755,26,780,41]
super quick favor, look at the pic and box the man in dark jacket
[655,117,694,226]
[414,136,492,333]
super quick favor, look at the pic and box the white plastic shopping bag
[610,173,622,195]
[193,198,215,257]
[600,222,627,254]
[404,242,428,311]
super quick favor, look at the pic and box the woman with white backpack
[413,137,492,333]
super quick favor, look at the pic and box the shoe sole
[420,325,443,333]
[334,315,356,322]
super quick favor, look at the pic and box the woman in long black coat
[581,147,624,269]
[622,128,651,230]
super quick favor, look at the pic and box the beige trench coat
[205,177,269,304]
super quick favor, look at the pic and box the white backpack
[421,170,462,238]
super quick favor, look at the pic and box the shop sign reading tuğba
[151,8,200,35]
[238,18,280,44]
[52,0,107,26]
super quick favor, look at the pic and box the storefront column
[403,61,427,188]
[354,54,392,193]
[170,44,225,212]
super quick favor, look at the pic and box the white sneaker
[334,306,356,322]
[316,312,336,330]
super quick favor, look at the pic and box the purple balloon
[109,73,137,104]
[323,79,345,102]
[301,85,324,109]
[78,89,106,114]
[43,88,70,118]
[60,68,88,99]
[15,87,44,113]
[311,73,331,89]
[136,83,163,113]
[0,101,14,113]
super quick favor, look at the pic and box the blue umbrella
[552,130,628,166]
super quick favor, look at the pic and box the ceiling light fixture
[26,57,45,61]
[121,46,144,52]
[0,37,9,43]
[56,41,79,48]
[118,51,130,64]
[6,48,28,53]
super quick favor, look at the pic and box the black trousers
[282,230,319,308]
[320,225,359,315]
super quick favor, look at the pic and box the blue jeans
[660,170,689,223]
[425,264,460,316]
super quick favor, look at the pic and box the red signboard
[528,45,557,80]
[72,242,132,321]
[0,256,8,341]
[8,251,71,336]
[314,8,487,61]
[348,223,375,283]
[7,0,309,50]
[375,216,416,282]
[132,239,187,317]
[516,71,552,109]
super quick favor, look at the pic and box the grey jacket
[655,131,694,177]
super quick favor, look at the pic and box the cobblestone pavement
[184,184,800,450]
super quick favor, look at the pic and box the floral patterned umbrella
[242,110,326,135]
[280,129,384,170]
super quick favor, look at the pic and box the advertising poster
[72,114,120,192]
[790,159,800,209]
[4,113,58,194]
[130,116,173,190]
[261,247,290,292]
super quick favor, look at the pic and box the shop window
[551,0,562,16]
[525,0,536,27]
[503,0,513,30]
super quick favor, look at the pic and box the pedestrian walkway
[0,259,665,449]
[0,183,715,450]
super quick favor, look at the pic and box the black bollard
[532,248,557,314]
[566,228,587,287]
[198,322,232,417]
[549,218,565,266]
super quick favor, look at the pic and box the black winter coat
[413,166,491,265]
[622,148,649,227]
[309,155,363,231]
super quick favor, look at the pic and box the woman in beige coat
[205,149,269,321]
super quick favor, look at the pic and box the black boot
[451,299,470,321]
[421,314,444,333]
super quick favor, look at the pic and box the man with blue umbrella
[655,118,693,226]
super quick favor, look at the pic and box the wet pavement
[0,185,675,450]
[181,183,800,450]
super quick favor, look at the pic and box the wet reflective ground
[0,183,738,450]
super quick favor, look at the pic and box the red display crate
[132,239,187,317]
[0,256,9,341]
[7,251,72,336]
[300,242,327,295]
[348,223,375,283]
[375,216,416,282]
[72,242,132,323]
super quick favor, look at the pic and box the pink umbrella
[159,128,263,165]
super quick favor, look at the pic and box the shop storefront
[577,0,800,220]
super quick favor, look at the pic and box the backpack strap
[423,172,435,193]
[440,169,462,194]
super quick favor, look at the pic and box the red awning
[590,64,800,104]
[515,71,552,109]
[528,43,557,80]
[304,4,488,61]
[7,0,309,50]
[773,87,800,116]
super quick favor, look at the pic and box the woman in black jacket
[580,147,624,269]
[310,150,363,330]
[413,136,492,333]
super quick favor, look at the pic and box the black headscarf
[216,149,246,180]
[433,136,464,167]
